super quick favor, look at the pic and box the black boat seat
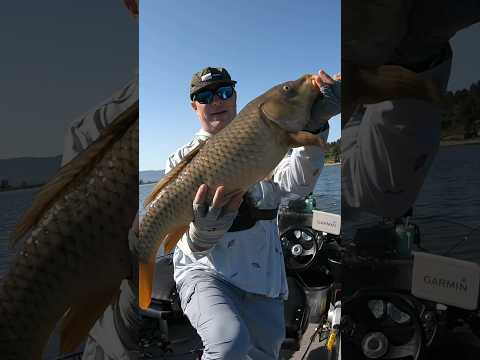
[282,276,310,350]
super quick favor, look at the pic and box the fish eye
[280,82,296,97]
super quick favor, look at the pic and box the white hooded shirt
[169,128,328,299]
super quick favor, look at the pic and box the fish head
[260,74,321,132]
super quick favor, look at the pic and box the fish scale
[0,113,138,359]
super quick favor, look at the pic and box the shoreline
[0,184,43,193]
[440,138,480,147]
[140,181,158,186]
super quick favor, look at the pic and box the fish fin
[139,260,155,310]
[10,102,139,248]
[143,140,207,208]
[163,224,189,254]
[357,65,442,104]
[343,63,443,123]
[288,131,327,149]
[59,287,121,353]
[137,225,188,311]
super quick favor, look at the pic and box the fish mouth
[309,75,322,92]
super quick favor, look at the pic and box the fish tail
[138,185,192,310]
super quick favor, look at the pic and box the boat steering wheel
[281,226,321,272]
[342,292,424,360]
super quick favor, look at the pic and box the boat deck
[44,322,328,359]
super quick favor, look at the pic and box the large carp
[138,74,326,309]
[0,103,138,359]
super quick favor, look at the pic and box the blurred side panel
[341,1,480,359]
[0,1,138,359]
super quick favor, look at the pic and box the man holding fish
[68,65,339,360]
[158,66,340,359]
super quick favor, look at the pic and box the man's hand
[312,69,336,88]
[188,184,244,252]
[305,69,341,133]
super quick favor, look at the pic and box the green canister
[304,196,317,213]
[395,223,415,257]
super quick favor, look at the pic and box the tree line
[441,80,480,140]
[325,139,341,163]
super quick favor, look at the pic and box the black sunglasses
[193,85,235,104]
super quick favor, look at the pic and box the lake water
[2,144,480,276]
[0,187,40,275]
[413,144,480,261]
[139,163,341,218]
[0,148,478,360]
[342,144,480,262]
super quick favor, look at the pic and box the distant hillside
[441,80,480,141]
[0,155,62,189]
[140,170,164,184]
[325,140,341,163]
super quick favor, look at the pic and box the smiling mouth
[211,110,227,116]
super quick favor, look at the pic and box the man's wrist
[188,222,221,252]
[308,121,330,134]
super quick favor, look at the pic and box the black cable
[302,333,332,360]
[300,325,320,360]
[319,334,330,343]
[299,324,332,360]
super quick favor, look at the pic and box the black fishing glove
[187,185,244,253]
[305,79,341,133]
[188,203,239,252]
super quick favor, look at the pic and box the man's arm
[273,127,330,198]
[61,78,138,165]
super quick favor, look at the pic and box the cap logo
[201,73,213,81]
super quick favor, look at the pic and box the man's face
[191,87,237,134]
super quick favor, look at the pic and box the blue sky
[140,0,340,171]
[1,0,478,165]
[0,0,137,159]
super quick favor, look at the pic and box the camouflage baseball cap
[190,67,237,100]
